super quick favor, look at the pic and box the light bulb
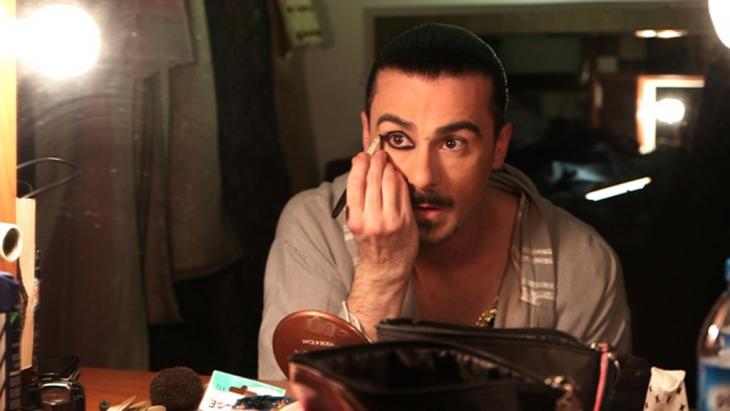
[709,0,730,48]
[655,98,686,125]
[656,30,687,39]
[17,4,101,79]
[0,6,17,57]
[635,29,657,39]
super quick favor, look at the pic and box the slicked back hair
[365,23,509,134]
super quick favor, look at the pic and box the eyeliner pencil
[331,136,382,219]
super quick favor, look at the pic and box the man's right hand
[344,150,418,339]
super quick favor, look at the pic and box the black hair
[365,23,509,133]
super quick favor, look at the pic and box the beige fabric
[491,167,631,352]
[166,0,241,282]
[258,165,631,380]
[30,0,239,368]
[35,83,151,369]
[141,0,242,323]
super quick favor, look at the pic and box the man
[258,23,631,379]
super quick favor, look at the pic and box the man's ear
[491,122,512,170]
[360,111,372,151]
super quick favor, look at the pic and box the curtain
[23,0,241,369]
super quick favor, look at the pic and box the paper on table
[199,370,287,410]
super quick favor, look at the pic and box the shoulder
[271,175,355,274]
[275,175,347,238]
[496,165,619,273]
[538,201,630,350]
[543,203,620,275]
[544,203,614,253]
[538,200,625,327]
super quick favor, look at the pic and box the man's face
[362,69,512,247]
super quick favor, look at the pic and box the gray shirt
[258,165,631,379]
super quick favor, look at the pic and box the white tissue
[643,367,688,411]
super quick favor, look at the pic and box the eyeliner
[331,136,382,219]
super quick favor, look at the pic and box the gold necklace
[475,297,499,328]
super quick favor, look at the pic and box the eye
[381,132,415,150]
[442,137,466,151]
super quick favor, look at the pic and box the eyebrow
[376,114,482,139]
[436,121,481,138]
[376,114,415,129]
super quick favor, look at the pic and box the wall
[297,0,700,183]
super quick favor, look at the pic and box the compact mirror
[272,310,369,377]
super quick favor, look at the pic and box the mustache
[409,185,454,208]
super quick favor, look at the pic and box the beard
[417,218,458,248]
[411,188,457,248]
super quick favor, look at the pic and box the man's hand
[345,150,418,339]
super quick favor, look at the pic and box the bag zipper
[378,320,588,349]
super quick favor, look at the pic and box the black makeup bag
[376,318,651,411]
[288,339,581,411]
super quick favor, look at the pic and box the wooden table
[79,367,287,411]
[80,367,160,410]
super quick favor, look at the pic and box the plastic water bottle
[698,258,730,410]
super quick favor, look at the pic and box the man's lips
[413,204,447,218]
[413,203,441,210]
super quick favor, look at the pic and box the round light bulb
[709,0,730,48]
[0,7,16,57]
[635,29,657,39]
[656,30,687,39]
[655,98,686,125]
[17,5,101,79]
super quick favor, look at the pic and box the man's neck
[415,186,516,272]
[410,186,519,325]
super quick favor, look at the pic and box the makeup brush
[331,136,382,218]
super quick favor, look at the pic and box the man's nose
[404,146,438,191]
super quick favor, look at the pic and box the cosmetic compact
[272,310,368,377]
